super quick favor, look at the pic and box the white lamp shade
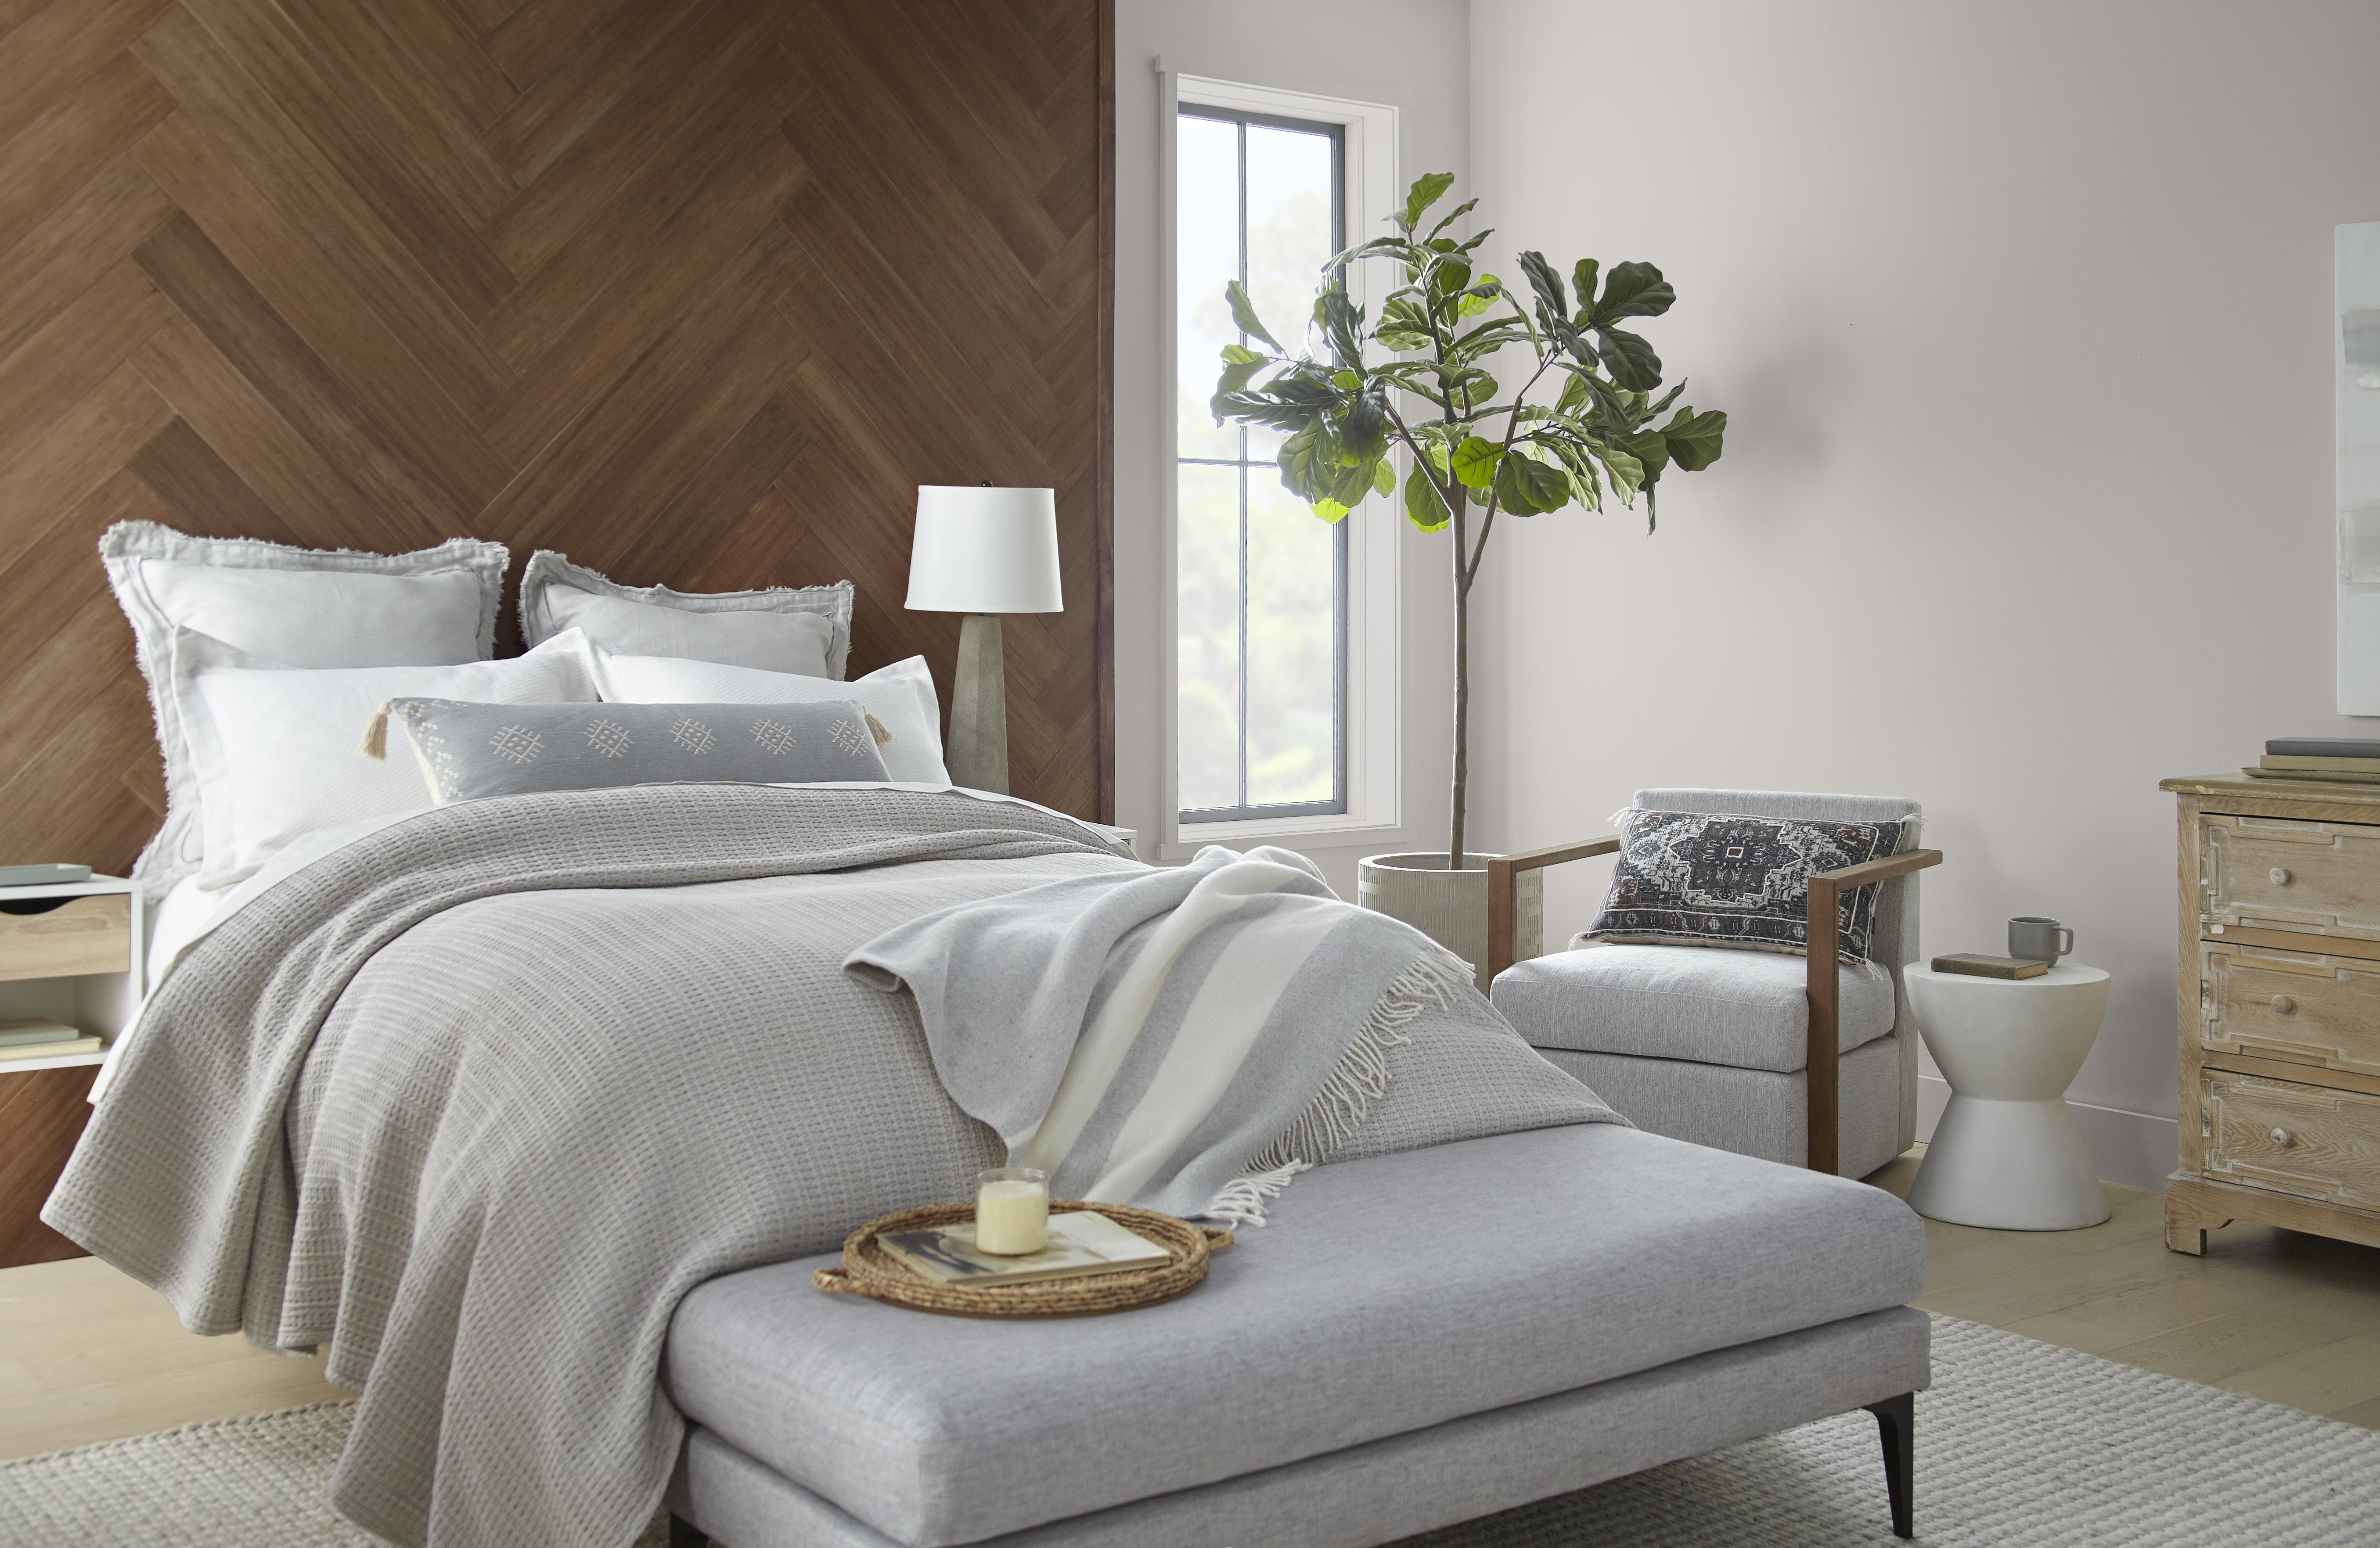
[905,485,1064,614]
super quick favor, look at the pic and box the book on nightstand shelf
[0,1019,80,1048]
[875,1210,1173,1287]
[1931,954,2048,980]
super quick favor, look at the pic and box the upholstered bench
[659,1123,1928,1548]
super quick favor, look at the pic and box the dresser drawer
[0,895,131,981]
[2199,812,2380,947]
[2201,941,2380,1078]
[2201,1070,2380,1212]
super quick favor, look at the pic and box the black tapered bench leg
[669,1512,709,1548]
[1862,1391,1914,1538]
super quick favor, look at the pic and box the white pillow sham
[545,590,833,678]
[176,629,597,889]
[518,551,855,679]
[591,650,948,785]
[100,521,512,895]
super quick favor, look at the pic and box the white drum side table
[1905,963,2112,1230]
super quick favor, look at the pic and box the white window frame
[1159,68,1401,862]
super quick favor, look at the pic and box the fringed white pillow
[517,551,853,679]
[99,521,511,898]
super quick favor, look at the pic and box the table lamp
[905,483,1062,793]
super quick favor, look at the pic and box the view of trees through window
[1177,104,1347,822]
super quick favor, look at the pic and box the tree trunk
[1449,487,1469,870]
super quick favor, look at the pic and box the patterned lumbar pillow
[1580,808,1914,963]
[365,699,892,804]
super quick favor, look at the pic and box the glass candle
[973,1167,1049,1255]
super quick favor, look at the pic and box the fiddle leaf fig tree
[1210,173,1727,869]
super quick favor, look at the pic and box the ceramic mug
[2009,916,2073,966]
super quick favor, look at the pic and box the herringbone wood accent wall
[0,0,1116,876]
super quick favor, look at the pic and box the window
[1175,105,1346,822]
[1163,75,1398,853]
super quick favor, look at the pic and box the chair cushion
[663,1123,1925,1548]
[1491,944,1896,1072]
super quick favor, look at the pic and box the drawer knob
[2271,1127,2298,1148]
[2271,994,2297,1014]
[2270,867,2293,886]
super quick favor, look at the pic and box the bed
[43,524,1922,1548]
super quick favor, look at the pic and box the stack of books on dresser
[0,1018,99,1062]
[2243,738,2380,784]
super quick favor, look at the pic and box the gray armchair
[1486,789,1942,1177]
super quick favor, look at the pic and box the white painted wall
[1113,0,1470,897]
[1465,0,2380,1188]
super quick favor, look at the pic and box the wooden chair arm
[1804,848,1942,1174]
[1487,836,1621,983]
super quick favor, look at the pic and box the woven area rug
[4,1317,2376,1546]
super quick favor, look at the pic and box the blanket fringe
[1219,945,1474,1226]
[1200,1159,1312,1228]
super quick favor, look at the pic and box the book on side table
[0,1019,100,1060]
[875,1210,1174,1286]
[1931,954,2049,980]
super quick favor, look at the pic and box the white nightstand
[0,874,144,1069]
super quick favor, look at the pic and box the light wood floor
[4,1147,2377,1462]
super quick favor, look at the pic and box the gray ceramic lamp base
[945,613,1008,794]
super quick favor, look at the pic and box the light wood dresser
[2163,774,2380,1254]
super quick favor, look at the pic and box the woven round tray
[812,1199,1231,1319]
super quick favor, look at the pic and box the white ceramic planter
[1356,852,1543,991]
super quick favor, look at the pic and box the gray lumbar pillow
[363,699,892,805]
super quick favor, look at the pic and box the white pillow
[176,629,597,889]
[140,561,489,667]
[592,651,948,785]
[518,550,854,678]
[100,521,511,895]
[545,590,833,678]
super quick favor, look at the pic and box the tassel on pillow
[358,702,392,761]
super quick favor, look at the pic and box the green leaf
[1646,380,1688,418]
[1425,198,1478,241]
[1451,435,1501,490]
[1571,259,1600,318]
[1221,343,1267,365]
[1278,425,1341,501]
[1494,450,1571,515]
[1617,428,1671,486]
[1401,172,1457,232]
[1517,250,1568,323]
[1596,442,1646,505]
[1342,389,1390,460]
[1212,353,1268,405]
[1661,408,1727,472]
[1324,234,1420,271]
[1372,460,1396,496]
[1554,360,1629,423]
[1457,276,1501,318]
[1315,288,1366,367]
[1313,496,1352,521]
[1404,457,1452,532]
[1375,295,1437,352]
[1591,261,1675,325]
[1553,442,1602,510]
[1595,327,1663,391]
[1224,280,1285,353]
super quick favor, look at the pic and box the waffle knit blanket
[44,786,1611,1548]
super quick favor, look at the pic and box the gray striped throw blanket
[848,844,1620,1225]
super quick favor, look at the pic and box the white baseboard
[1916,1075,2179,1193]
